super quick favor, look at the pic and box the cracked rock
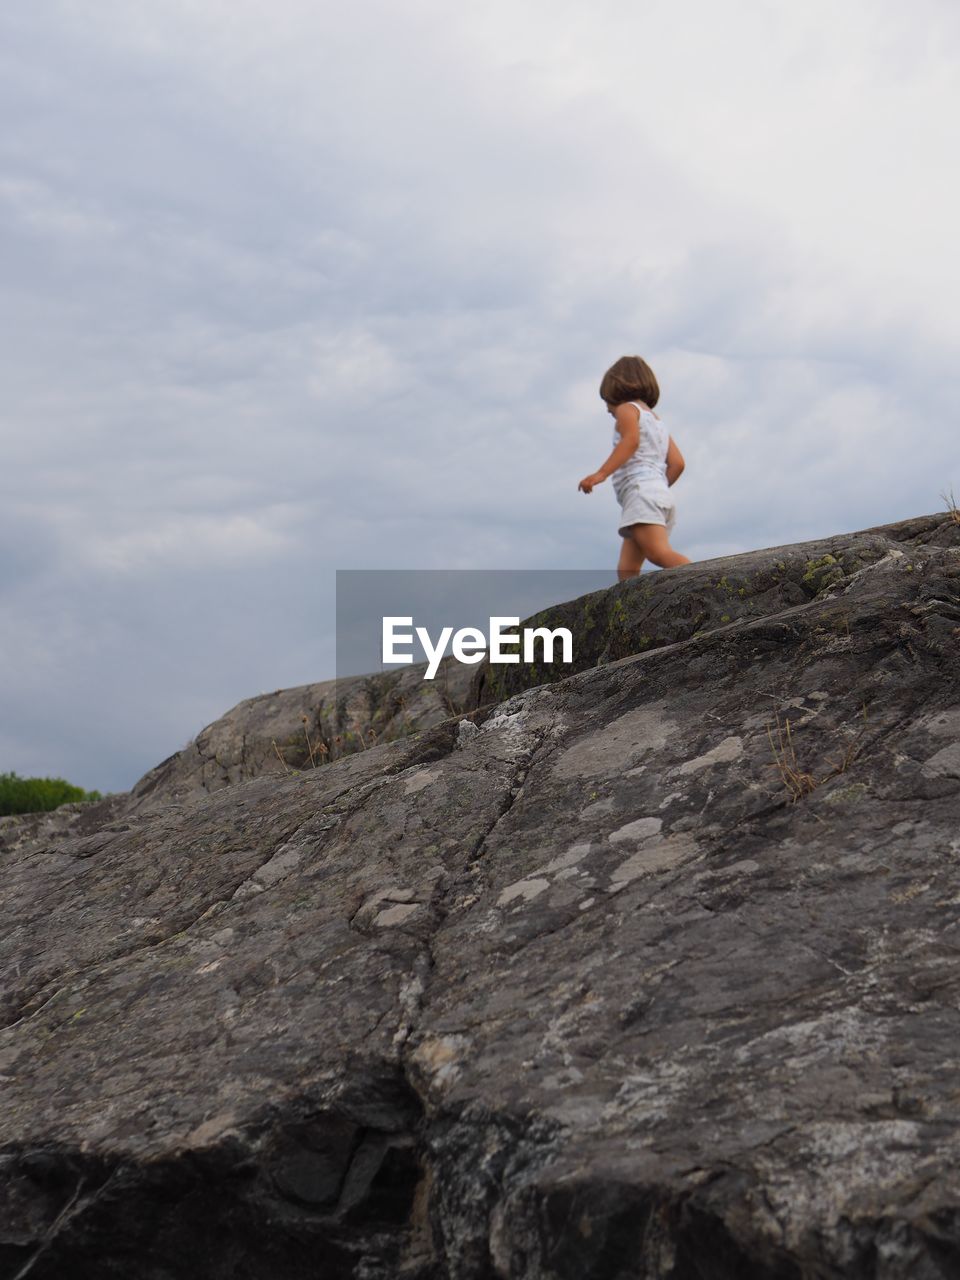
[1,512,960,1277]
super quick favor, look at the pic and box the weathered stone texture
[1,513,960,1278]
[127,657,476,812]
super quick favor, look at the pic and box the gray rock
[1,512,960,1277]
[128,656,477,812]
[472,510,960,707]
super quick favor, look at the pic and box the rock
[0,793,128,861]
[128,656,477,812]
[1,512,959,1277]
[472,510,960,707]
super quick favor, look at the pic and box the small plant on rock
[941,488,960,526]
[767,709,865,804]
[767,717,818,802]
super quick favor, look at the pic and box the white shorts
[617,482,676,538]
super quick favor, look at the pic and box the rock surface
[2,513,960,1278]
[473,511,960,707]
[127,657,476,813]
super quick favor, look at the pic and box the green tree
[0,771,103,816]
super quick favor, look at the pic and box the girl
[578,355,690,580]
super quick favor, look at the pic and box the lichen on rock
[1,512,960,1277]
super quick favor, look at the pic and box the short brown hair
[599,355,660,409]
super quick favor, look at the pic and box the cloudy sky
[2,0,959,793]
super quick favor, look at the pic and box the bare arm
[578,404,639,493]
[665,436,685,487]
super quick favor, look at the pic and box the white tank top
[612,402,670,498]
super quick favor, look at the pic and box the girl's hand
[578,472,606,494]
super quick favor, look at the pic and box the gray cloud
[1,1,958,791]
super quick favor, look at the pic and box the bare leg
[617,536,645,581]
[627,523,690,569]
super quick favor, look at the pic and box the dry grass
[767,711,864,804]
[273,720,332,775]
[301,716,330,767]
[942,488,960,526]
[435,666,466,719]
[767,717,818,802]
[394,692,417,738]
[275,697,500,778]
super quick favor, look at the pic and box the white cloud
[81,512,296,573]
[1,0,959,788]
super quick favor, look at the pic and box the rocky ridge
[1,513,960,1278]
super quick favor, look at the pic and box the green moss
[802,554,837,583]
[801,554,846,596]
[720,614,731,623]
[604,595,632,657]
[823,782,868,806]
[609,597,628,625]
